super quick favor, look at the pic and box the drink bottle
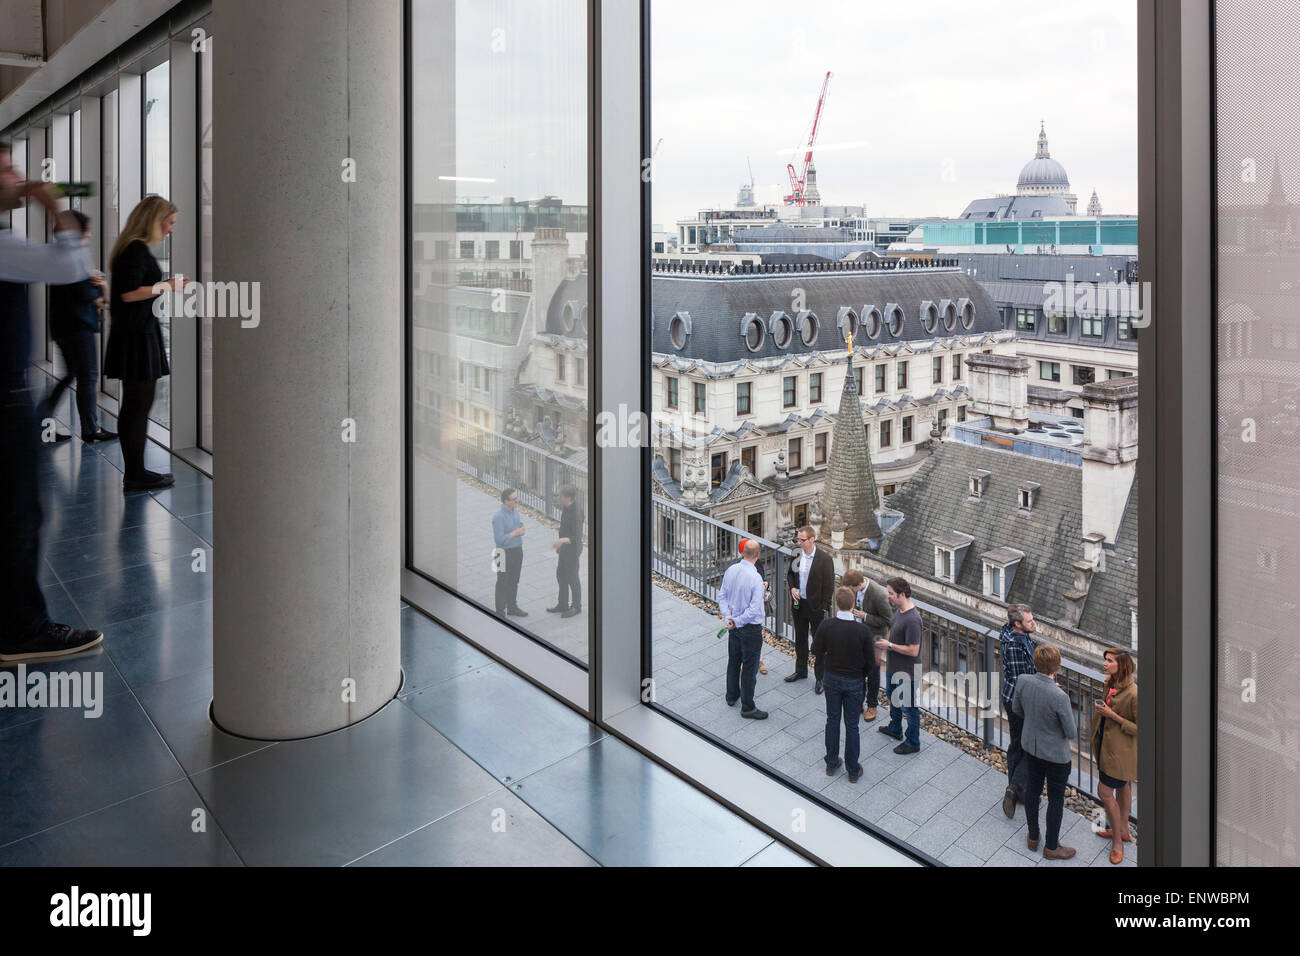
[55,182,95,198]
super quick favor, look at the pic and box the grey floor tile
[908,812,969,859]
[404,663,602,783]
[179,511,214,545]
[350,788,598,867]
[876,810,918,843]
[895,782,957,825]
[742,841,815,867]
[847,780,906,824]
[60,552,213,627]
[398,606,494,697]
[39,581,87,629]
[509,735,771,867]
[134,668,273,775]
[101,599,213,687]
[191,702,501,866]
[0,779,242,866]
[0,649,130,734]
[0,694,184,847]
[938,843,986,867]
[987,845,1039,867]
[44,519,208,585]
[930,753,995,794]
[149,481,213,519]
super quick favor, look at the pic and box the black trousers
[555,546,581,610]
[0,388,50,646]
[41,330,99,436]
[495,545,523,613]
[118,380,157,480]
[1005,704,1028,798]
[1023,753,1071,850]
[793,603,825,679]
[864,658,882,709]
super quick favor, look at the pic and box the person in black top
[785,524,836,692]
[37,211,116,443]
[877,577,924,754]
[105,196,180,492]
[548,485,583,618]
[812,586,873,782]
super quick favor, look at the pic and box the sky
[650,0,1139,227]
[410,0,1139,227]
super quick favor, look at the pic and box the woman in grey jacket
[1011,643,1078,860]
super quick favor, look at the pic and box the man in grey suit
[1011,643,1078,860]
[842,568,891,721]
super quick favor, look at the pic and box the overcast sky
[650,0,1138,227]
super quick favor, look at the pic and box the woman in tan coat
[1091,647,1137,864]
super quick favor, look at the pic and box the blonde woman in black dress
[105,196,180,491]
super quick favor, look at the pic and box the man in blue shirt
[718,539,768,719]
[491,487,527,617]
[999,603,1038,817]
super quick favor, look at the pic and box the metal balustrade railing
[453,417,587,533]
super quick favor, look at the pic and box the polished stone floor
[0,389,805,867]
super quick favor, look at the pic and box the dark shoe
[506,607,529,618]
[814,679,824,695]
[1002,787,1019,819]
[784,673,806,683]
[1027,835,1039,852]
[893,742,920,755]
[123,472,174,492]
[560,607,581,618]
[83,428,118,442]
[1043,845,1076,861]
[546,604,568,613]
[826,759,842,776]
[878,726,903,741]
[50,431,73,442]
[740,708,768,720]
[0,622,104,663]
[725,697,739,707]
[848,767,863,784]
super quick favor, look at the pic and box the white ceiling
[0,0,45,57]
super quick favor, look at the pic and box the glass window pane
[200,39,215,452]
[145,59,171,428]
[100,92,120,401]
[409,0,590,663]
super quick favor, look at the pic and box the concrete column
[211,0,402,738]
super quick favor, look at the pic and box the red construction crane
[784,71,832,206]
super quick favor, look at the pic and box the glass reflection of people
[0,142,105,662]
[1091,647,1137,864]
[105,196,180,491]
[38,210,116,443]
[492,487,526,617]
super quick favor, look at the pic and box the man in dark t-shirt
[877,576,923,754]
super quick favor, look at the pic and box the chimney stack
[1079,377,1139,543]
[966,353,1030,433]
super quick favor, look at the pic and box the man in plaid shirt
[1000,604,1038,817]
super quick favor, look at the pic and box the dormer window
[969,470,991,499]
[981,547,1026,601]
[1018,481,1041,512]
[932,532,974,582]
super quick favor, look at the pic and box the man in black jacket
[812,586,873,782]
[37,211,116,443]
[786,524,835,692]
[547,485,583,618]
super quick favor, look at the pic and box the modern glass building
[0,0,1295,876]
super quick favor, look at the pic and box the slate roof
[544,273,588,338]
[651,268,1000,363]
[958,195,1075,221]
[877,440,1088,632]
[1077,477,1139,643]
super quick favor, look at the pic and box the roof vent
[968,469,991,499]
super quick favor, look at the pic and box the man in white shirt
[785,524,835,692]
[718,539,768,718]
[1,143,103,662]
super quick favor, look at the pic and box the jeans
[725,623,762,711]
[41,331,99,436]
[1023,752,1071,850]
[1004,705,1027,798]
[865,658,881,710]
[823,672,865,773]
[495,545,523,612]
[555,546,581,610]
[885,670,921,748]
[0,388,50,646]
[792,603,825,679]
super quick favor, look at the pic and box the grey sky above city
[651,0,1138,227]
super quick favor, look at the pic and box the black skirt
[104,320,170,382]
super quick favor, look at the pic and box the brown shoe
[864,707,877,722]
[1026,835,1039,852]
[1097,829,1132,842]
[1108,846,1124,864]
[1043,845,1076,860]
[759,660,768,675]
